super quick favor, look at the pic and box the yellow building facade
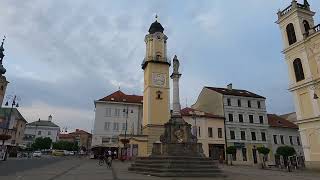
[277,0,320,169]
[141,20,171,155]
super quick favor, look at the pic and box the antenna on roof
[185,98,188,108]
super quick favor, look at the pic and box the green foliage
[31,137,52,150]
[226,146,236,154]
[257,147,270,155]
[276,146,296,157]
[52,141,79,151]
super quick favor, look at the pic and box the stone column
[171,55,181,117]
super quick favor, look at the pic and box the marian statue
[173,55,179,74]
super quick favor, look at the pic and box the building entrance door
[252,148,258,164]
[209,144,225,160]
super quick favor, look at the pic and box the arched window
[303,20,310,35]
[286,23,297,45]
[293,58,305,82]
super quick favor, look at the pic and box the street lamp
[0,95,20,161]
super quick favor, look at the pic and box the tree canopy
[31,137,52,150]
[226,146,236,154]
[52,141,79,151]
[276,146,296,157]
[257,147,270,155]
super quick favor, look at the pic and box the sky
[0,0,319,133]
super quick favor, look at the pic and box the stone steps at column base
[131,163,218,169]
[129,168,225,177]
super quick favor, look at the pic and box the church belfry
[277,0,320,169]
[142,18,171,155]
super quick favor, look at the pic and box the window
[38,131,41,135]
[104,122,110,130]
[239,114,243,123]
[297,137,301,146]
[102,137,110,143]
[280,135,284,144]
[257,101,261,109]
[248,100,251,108]
[237,99,241,107]
[218,128,222,138]
[230,130,235,140]
[48,131,51,135]
[273,135,278,144]
[241,131,246,140]
[303,20,310,35]
[251,132,256,141]
[249,115,254,123]
[156,91,162,99]
[228,114,234,122]
[227,98,231,106]
[113,122,119,131]
[293,58,305,82]
[208,127,213,138]
[198,126,201,137]
[114,109,120,117]
[259,116,264,124]
[105,108,111,117]
[123,109,128,117]
[232,151,237,161]
[242,148,247,161]
[286,23,297,45]
[261,132,266,141]
[289,136,293,145]
[122,123,127,130]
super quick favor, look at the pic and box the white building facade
[92,90,143,148]
[192,84,270,165]
[23,116,60,147]
[267,114,303,164]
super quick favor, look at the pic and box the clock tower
[142,19,171,154]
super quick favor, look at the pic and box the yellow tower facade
[142,20,171,155]
[277,0,320,169]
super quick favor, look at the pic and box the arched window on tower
[286,23,297,45]
[293,58,305,82]
[303,20,310,36]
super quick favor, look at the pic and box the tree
[257,147,270,169]
[31,137,52,150]
[276,146,296,172]
[52,141,79,151]
[226,146,236,165]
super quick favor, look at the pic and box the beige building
[141,19,171,155]
[192,85,269,165]
[181,107,225,159]
[0,108,27,157]
[59,129,92,151]
[276,0,320,169]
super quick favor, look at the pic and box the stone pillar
[171,55,181,117]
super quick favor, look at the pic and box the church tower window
[286,23,297,45]
[303,20,310,35]
[293,58,305,82]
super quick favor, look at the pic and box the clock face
[152,73,166,87]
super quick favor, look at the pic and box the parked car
[52,150,64,156]
[32,151,42,157]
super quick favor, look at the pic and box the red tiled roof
[98,90,143,104]
[267,114,298,129]
[205,87,265,99]
[69,129,92,135]
[180,107,224,119]
[59,134,74,139]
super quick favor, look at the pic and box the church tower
[142,18,171,154]
[277,0,320,169]
[0,36,8,106]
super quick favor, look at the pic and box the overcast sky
[1,0,319,133]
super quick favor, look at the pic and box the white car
[33,151,42,157]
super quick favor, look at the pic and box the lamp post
[0,95,20,161]
[121,106,129,161]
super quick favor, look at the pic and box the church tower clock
[142,18,171,154]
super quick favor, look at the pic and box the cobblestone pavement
[1,157,319,180]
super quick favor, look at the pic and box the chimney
[48,115,52,121]
[227,83,233,90]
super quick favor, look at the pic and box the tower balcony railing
[313,24,320,33]
[278,3,310,18]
